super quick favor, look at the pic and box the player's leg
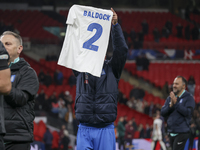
[169,134,176,150]
[158,134,166,150]
[151,140,156,150]
[76,125,93,150]
[93,124,116,150]
[159,140,166,150]
[172,133,189,150]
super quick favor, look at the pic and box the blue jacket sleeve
[175,97,195,117]
[110,24,128,79]
[161,97,175,118]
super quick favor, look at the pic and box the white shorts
[152,134,162,141]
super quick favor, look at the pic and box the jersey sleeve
[66,5,77,25]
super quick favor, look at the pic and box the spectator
[165,20,173,33]
[49,92,59,116]
[65,105,76,135]
[42,94,52,113]
[35,89,45,110]
[141,53,150,71]
[162,26,170,38]
[131,117,138,131]
[44,72,52,87]
[145,124,151,138]
[188,122,196,150]
[141,20,149,35]
[135,99,144,113]
[123,116,128,126]
[191,24,199,40]
[66,91,73,104]
[187,75,195,95]
[144,102,150,115]
[118,90,128,105]
[59,91,73,106]
[59,125,66,140]
[58,98,68,120]
[38,69,46,84]
[118,116,125,150]
[43,128,53,150]
[176,23,183,38]
[133,38,142,49]
[135,54,143,70]
[185,24,190,40]
[130,28,137,42]
[125,120,134,146]
[60,130,70,150]
[138,124,145,138]
[54,70,63,85]
[149,102,154,117]
[49,92,57,103]
[127,97,135,109]
[153,27,160,42]
[68,72,76,87]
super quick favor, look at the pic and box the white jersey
[58,5,113,77]
[152,118,163,140]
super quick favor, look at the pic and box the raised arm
[110,8,128,79]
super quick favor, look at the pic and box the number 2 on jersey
[83,23,103,52]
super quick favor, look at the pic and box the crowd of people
[122,18,200,50]
[38,69,65,86]
[36,69,77,150]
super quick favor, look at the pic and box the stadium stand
[0,9,63,44]
[1,2,200,149]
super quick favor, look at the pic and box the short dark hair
[176,76,187,87]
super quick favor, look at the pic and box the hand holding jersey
[111,8,117,25]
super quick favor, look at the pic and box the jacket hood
[10,58,30,70]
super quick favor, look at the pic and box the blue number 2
[83,23,103,52]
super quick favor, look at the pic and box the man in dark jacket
[43,128,53,150]
[74,8,128,150]
[0,31,39,150]
[0,41,12,150]
[161,76,195,150]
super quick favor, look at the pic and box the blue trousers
[76,123,116,150]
